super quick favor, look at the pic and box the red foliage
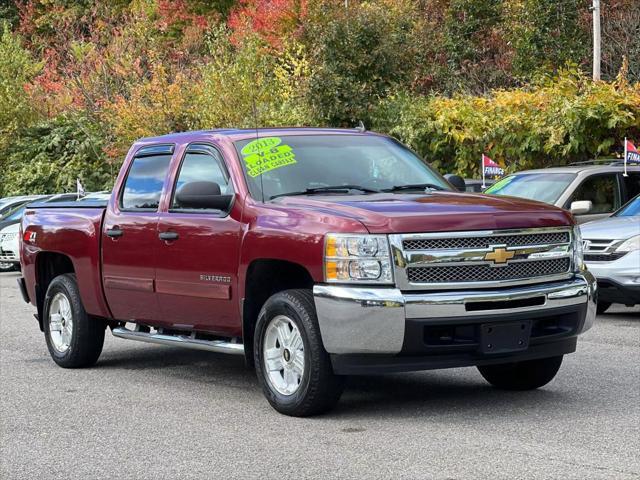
[35,50,65,94]
[157,0,210,32]
[228,0,307,48]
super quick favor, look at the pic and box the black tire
[478,355,563,390]
[43,273,105,368]
[254,289,345,416]
[597,302,612,314]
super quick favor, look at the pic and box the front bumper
[0,246,19,264]
[313,273,597,374]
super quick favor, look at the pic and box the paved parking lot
[1,270,638,479]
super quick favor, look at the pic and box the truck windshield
[233,134,450,200]
[485,173,576,204]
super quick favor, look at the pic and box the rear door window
[622,173,640,201]
[567,174,621,214]
[121,149,173,211]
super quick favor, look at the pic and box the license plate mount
[479,321,531,354]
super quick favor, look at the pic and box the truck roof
[135,127,379,145]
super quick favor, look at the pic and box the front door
[567,173,622,224]
[102,145,174,323]
[155,143,243,335]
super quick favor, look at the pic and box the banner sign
[481,154,504,188]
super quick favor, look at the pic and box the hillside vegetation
[0,0,638,195]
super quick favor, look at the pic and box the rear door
[102,145,174,323]
[621,172,640,203]
[155,143,243,335]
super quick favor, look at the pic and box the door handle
[106,228,123,238]
[159,231,179,241]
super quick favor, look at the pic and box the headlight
[324,234,393,284]
[615,234,640,253]
[573,226,585,271]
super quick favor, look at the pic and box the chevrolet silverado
[18,128,597,416]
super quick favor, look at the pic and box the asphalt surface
[1,271,639,479]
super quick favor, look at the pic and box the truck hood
[273,192,573,233]
[580,216,640,241]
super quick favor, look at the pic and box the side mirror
[570,200,592,215]
[175,181,232,211]
[444,174,466,191]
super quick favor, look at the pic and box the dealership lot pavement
[1,271,638,479]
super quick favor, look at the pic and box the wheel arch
[34,252,75,331]
[242,258,314,366]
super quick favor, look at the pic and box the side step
[112,326,245,355]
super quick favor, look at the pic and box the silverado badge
[484,246,515,265]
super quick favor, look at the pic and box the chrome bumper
[313,272,597,355]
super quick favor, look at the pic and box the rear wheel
[254,289,344,416]
[43,274,105,368]
[478,355,563,390]
[597,302,612,314]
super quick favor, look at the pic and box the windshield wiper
[270,185,379,200]
[381,183,446,193]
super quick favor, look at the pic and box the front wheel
[254,289,345,416]
[43,273,105,368]
[478,355,563,390]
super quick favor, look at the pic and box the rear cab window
[120,145,174,211]
[622,173,640,200]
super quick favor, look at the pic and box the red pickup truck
[18,128,596,416]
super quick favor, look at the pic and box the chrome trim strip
[399,226,573,240]
[403,245,571,266]
[112,327,245,355]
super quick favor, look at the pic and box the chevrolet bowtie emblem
[484,246,515,264]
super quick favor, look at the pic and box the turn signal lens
[573,226,585,271]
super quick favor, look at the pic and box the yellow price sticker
[241,137,297,177]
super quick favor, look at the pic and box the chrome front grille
[389,227,575,290]
[407,258,571,284]
[582,238,626,262]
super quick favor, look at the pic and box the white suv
[0,223,19,272]
[580,194,640,312]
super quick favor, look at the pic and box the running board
[111,327,244,355]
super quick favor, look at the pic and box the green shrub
[1,114,113,197]
[0,24,41,151]
[194,28,311,129]
[303,0,420,126]
[373,70,640,177]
